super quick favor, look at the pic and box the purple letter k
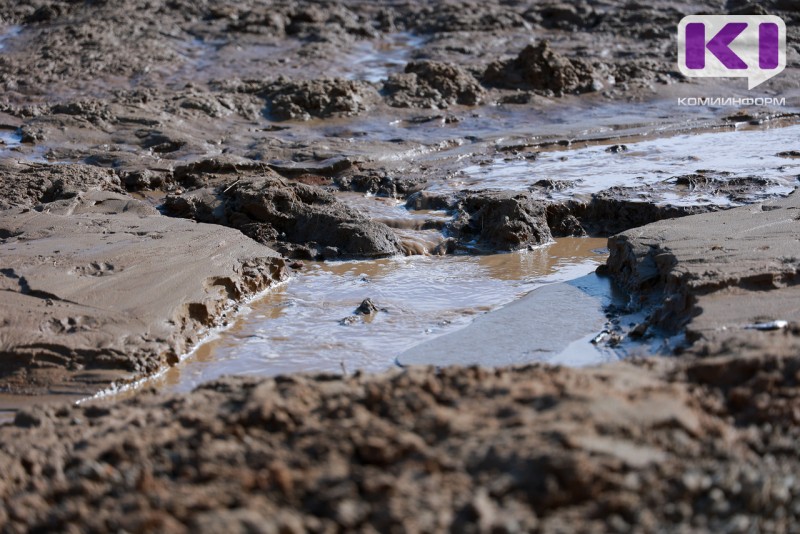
[686,22,748,70]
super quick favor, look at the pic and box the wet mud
[1,0,800,531]
[154,237,608,393]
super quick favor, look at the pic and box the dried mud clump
[384,61,486,109]
[449,191,552,252]
[165,174,402,259]
[483,42,596,94]
[263,78,379,120]
[0,195,286,396]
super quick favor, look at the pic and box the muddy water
[0,25,20,51]
[449,123,800,205]
[345,33,426,82]
[156,237,608,393]
[159,31,424,89]
[0,129,21,151]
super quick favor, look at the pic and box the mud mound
[483,42,596,94]
[264,78,379,121]
[2,358,799,532]
[605,191,800,341]
[384,61,486,109]
[448,191,552,252]
[165,173,402,260]
[0,161,124,210]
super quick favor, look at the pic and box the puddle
[337,192,449,229]
[0,25,21,51]
[0,128,22,149]
[447,124,800,206]
[156,32,423,89]
[345,33,426,82]
[398,272,623,368]
[336,192,450,254]
[157,237,608,393]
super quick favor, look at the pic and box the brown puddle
[153,237,609,393]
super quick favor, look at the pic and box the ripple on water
[159,237,609,393]
[448,124,800,206]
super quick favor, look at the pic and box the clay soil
[1,0,800,532]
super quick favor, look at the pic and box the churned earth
[1,0,800,531]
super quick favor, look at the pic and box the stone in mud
[355,298,379,315]
[263,78,379,121]
[448,191,552,252]
[0,194,285,396]
[483,42,595,94]
[165,174,402,259]
[384,61,486,109]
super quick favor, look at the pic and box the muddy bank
[0,192,286,397]
[605,190,800,356]
[1,358,798,532]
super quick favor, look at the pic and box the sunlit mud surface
[158,237,608,393]
[449,123,800,205]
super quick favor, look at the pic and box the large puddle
[153,120,800,393]
[448,123,800,205]
[157,237,608,393]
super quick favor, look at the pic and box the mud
[151,237,606,392]
[264,78,380,121]
[0,193,286,397]
[164,172,402,259]
[384,61,486,109]
[1,0,800,530]
[1,358,798,532]
[604,190,800,358]
[482,42,597,95]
